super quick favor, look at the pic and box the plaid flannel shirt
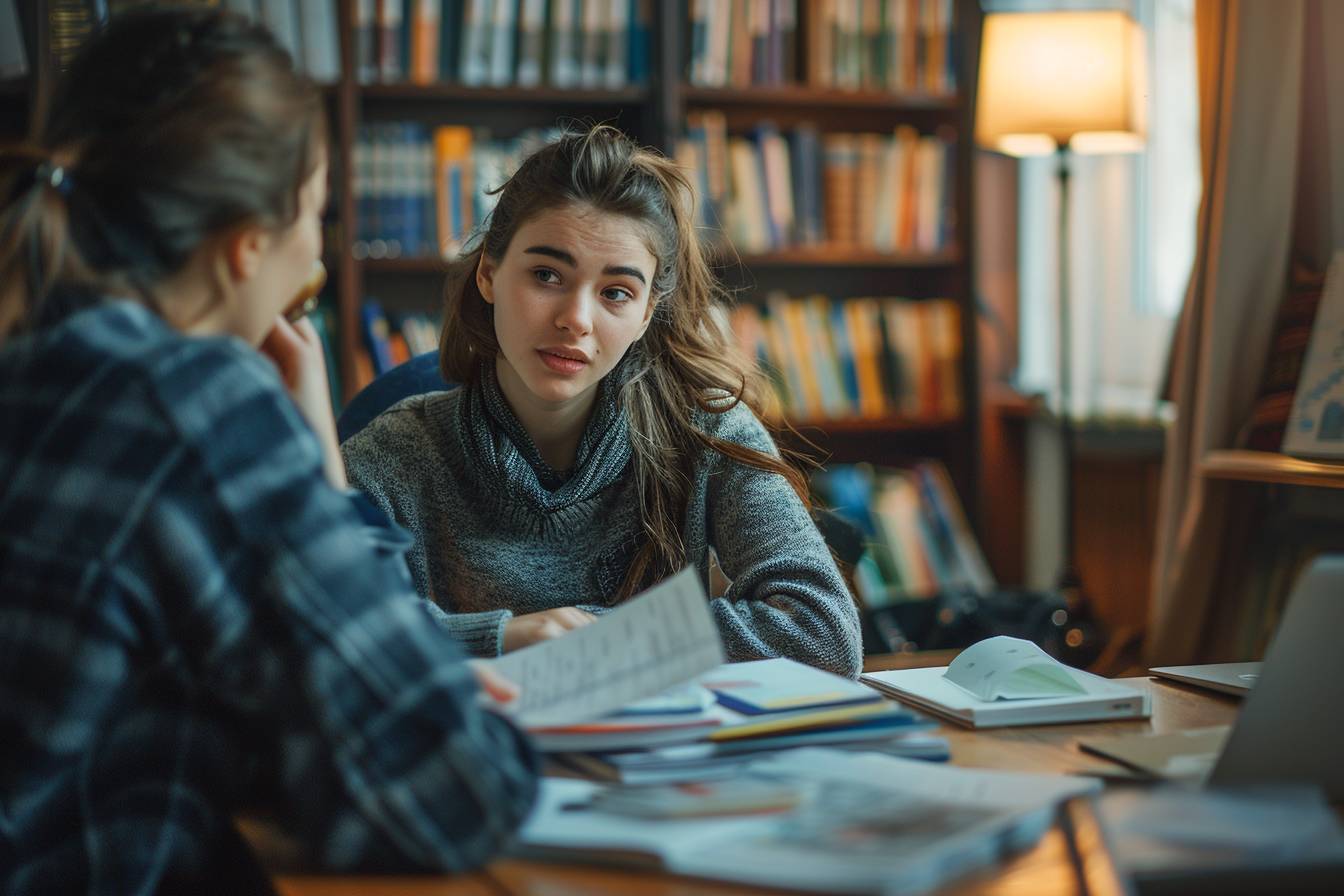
[0,299,538,895]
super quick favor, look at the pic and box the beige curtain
[1147,0,1305,664]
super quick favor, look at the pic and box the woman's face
[235,157,328,345]
[478,203,657,416]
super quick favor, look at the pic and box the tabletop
[269,673,1241,896]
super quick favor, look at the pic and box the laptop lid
[1148,662,1262,696]
[1210,555,1344,799]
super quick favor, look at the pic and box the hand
[259,315,347,489]
[470,662,520,705]
[502,607,597,653]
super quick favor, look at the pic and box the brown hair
[440,124,811,600]
[0,6,325,338]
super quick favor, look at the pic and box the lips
[537,347,591,374]
[538,346,591,363]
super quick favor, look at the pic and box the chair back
[336,351,450,444]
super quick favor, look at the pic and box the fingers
[501,607,600,653]
[550,607,597,630]
[470,662,520,704]
[290,315,320,347]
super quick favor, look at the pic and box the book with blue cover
[701,657,884,716]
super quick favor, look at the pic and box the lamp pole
[1053,143,1101,664]
[1055,144,1078,593]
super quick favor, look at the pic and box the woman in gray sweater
[342,125,862,677]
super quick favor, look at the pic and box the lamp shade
[976,10,1147,155]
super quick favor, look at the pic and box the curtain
[1147,0,1308,664]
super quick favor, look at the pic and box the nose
[554,288,594,336]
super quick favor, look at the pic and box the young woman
[341,126,863,677]
[0,9,535,894]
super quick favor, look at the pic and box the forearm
[710,566,863,677]
[423,603,514,657]
[286,651,539,872]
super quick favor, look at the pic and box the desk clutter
[491,573,1343,894]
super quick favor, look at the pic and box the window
[996,0,1200,420]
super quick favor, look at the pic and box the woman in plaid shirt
[0,8,537,895]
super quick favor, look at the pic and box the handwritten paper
[482,566,726,728]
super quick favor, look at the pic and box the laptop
[1081,555,1344,800]
[1147,662,1261,696]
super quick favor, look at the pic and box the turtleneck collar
[459,360,633,513]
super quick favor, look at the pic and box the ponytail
[0,147,92,339]
[0,6,325,344]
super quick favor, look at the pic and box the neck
[493,356,597,471]
[154,250,234,338]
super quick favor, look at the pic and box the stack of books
[542,657,948,783]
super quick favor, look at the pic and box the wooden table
[272,675,1241,896]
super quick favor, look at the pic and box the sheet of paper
[482,566,726,727]
[942,636,1085,701]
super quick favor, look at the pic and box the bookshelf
[11,0,985,528]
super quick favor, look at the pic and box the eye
[532,268,561,285]
[602,286,635,304]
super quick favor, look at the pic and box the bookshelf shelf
[357,83,648,105]
[784,415,963,435]
[682,85,958,111]
[361,256,451,274]
[355,250,961,275]
[1200,450,1344,489]
[719,248,961,269]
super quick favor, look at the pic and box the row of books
[22,1,338,82]
[679,114,955,254]
[812,461,995,606]
[357,298,443,384]
[355,0,652,88]
[224,0,342,82]
[352,123,561,259]
[729,294,961,422]
[689,0,957,94]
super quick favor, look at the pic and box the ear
[221,223,271,284]
[476,254,498,304]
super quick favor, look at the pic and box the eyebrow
[523,244,649,286]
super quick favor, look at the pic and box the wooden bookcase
[8,0,985,524]
[330,0,984,509]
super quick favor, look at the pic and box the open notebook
[860,636,1151,728]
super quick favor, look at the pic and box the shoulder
[341,389,462,473]
[11,299,327,522]
[41,300,300,447]
[692,391,778,457]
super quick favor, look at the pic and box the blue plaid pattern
[0,300,538,895]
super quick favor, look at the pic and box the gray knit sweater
[341,378,863,677]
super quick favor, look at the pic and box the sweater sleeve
[341,403,514,658]
[701,403,864,678]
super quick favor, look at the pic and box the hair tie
[35,162,73,196]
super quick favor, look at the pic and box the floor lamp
[976,10,1147,665]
